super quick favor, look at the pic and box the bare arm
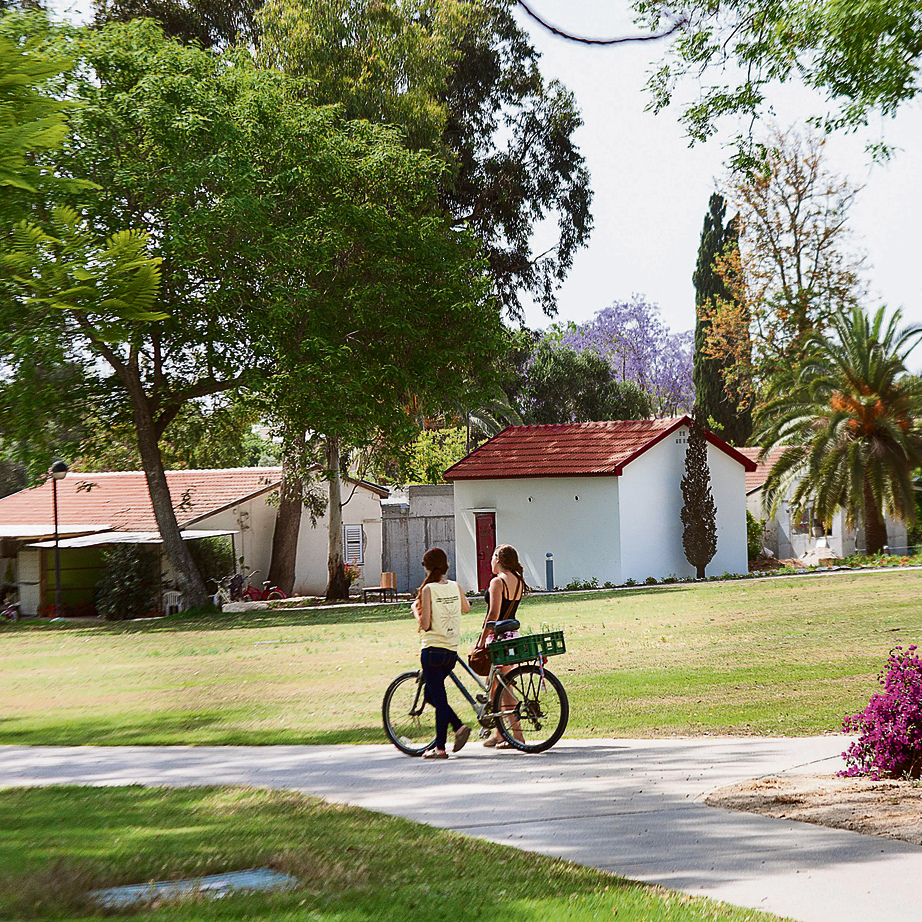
[414,585,432,632]
[458,584,471,614]
[478,576,504,645]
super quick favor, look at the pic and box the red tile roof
[738,448,786,495]
[0,468,284,532]
[445,417,757,480]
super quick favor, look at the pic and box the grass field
[0,786,787,922]
[2,569,920,746]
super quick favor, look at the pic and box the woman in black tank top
[478,544,527,749]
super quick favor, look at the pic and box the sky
[49,0,922,345]
[510,1,922,342]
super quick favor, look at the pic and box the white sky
[511,1,922,344]
[51,0,922,345]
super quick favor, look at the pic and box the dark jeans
[421,646,463,750]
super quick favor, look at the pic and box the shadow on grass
[0,709,385,747]
[0,786,771,922]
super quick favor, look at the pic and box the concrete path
[1,738,917,922]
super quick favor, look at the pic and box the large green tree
[692,192,751,446]
[515,338,652,425]
[2,15,495,605]
[756,304,922,555]
[257,0,592,321]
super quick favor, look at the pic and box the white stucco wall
[452,476,621,591]
[194,485,383,597]
[292,486,383,596]
[617,428,747,581]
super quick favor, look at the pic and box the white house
[740,448,909,558]
[444,417,756,591]
[0,467,387,616]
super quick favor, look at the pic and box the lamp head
[51,461,68,481]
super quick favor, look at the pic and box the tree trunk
[268,460,303,596]
[863,476,889,555]
[126,377,209,607]
[325,435,350,601]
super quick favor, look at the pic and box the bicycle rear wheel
[492,664,568,753]
[382,671,436,755]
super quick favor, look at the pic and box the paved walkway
[1,737,917,922]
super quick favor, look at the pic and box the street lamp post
[51,461,68,618]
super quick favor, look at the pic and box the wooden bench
[362,586,398,604]
[362,571,397,604]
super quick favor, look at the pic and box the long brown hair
[494,544,530,595]
[416,547,449,601]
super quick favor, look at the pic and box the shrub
[840,645,922,779]
[746,510,765,560]
[563,577,599,591]
[644,576,658,585]
[96,545,160,621]
[187,535,234,586]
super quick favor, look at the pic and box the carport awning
[0,525,112,539]
[26,529,237,549]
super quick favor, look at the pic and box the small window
[343,524,364,566]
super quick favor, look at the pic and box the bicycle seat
[491,618,520,636]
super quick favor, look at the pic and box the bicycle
[1,595,20,623]
[238,570,286,602]
[382,618,569,755]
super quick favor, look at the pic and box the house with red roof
[444,417,756,590]
[739,448,908,559]
[0,468,388,616]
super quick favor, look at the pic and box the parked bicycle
[1,595,20,623]
[382,618,569,754]
[238,570,287,603]
[211,571,286,610]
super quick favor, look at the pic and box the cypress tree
[680,409,718,579]
[693,193,752,445]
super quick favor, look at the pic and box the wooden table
[362,586,398,604]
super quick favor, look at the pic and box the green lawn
[1,570,919,745]
[0,786,789,922]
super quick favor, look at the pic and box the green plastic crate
[489,630,566,665]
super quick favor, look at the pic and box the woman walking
[412,547,472,759]
[479,544,527,749]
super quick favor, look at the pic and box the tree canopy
[637,0,922,156]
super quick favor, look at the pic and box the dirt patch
[706,774,922,846]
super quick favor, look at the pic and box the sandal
[495,740,518,750]
[423,748,448,759]
[482,737,499,748]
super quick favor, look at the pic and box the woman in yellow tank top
[411,547,472,759]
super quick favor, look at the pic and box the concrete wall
[452,476,621,591]
[618,426,748,581]
[382,485,456,593]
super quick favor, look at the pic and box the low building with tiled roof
[738,447,908,559]
[445,417,756,589]
[0,468,388,616]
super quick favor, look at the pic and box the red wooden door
[475,513,496,591]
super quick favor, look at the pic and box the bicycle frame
[442,655,523,727]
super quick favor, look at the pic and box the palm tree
[756,305,922,555]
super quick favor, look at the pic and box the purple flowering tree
[561,295,694,416]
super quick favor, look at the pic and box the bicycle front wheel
[382,671,435,756]
[267,589,286,601]
[492,664,569,753]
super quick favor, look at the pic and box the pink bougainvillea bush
[841,645,922,779]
